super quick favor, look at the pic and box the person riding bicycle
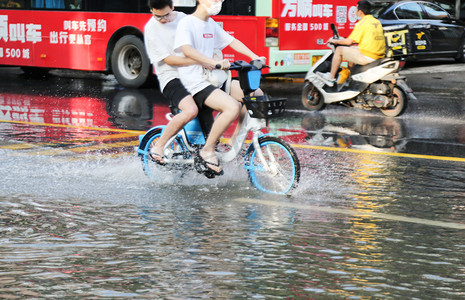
[319,0,386,87]
[174,0,266,175]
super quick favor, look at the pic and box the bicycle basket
[243,95,286,119]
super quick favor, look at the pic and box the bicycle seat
[351,57,394,75]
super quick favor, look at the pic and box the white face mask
[203,1,222,16]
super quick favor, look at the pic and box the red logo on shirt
[203,34,213,38]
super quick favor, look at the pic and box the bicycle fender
[138,125,166,152]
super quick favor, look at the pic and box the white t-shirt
[174,15,234,95]
[144,11,187,91]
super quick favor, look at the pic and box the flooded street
[1,65,465,298]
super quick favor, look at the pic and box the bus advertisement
[0,0,358,88]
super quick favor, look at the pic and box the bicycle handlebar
[226,59,268,71]
[213,60,268,71]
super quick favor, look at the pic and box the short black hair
[148,0,173,10]
[357,0,371,15]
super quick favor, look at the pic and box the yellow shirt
[349,15,386,60]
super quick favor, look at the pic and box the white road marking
[235,198,465,230]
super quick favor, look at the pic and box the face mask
[203,1,222,16]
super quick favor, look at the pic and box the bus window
[32,0,65,9]
[221,0,254,16]
[102,0,139,12]
[174,0,196,7]
[1,0,25,8]
[139,0,148,12]
[66,0,80,9]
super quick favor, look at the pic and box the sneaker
[317,72,336,87]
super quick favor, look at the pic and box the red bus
[0,0,358,88]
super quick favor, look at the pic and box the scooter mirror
[330,23,340,39]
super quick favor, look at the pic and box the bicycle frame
[159,109,269,167]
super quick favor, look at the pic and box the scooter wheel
[301,82,325,111]
[380,87,407,117]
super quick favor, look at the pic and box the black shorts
[162,79,191,108]
[193,85,218,110]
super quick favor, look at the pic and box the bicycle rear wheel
[140,128,187,180]
[245,136,300,194]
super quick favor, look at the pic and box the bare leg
[330,46,344,80]
[151,95,198,161]
[200,89,241,172]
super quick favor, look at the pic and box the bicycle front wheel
[245,136,300,194]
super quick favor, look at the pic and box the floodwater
[1,67,465,298]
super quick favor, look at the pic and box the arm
[181,44,224,69]
[163,55,198,67]
[229,39,259,60]
[329,37,355,46]
[229,39,266,63]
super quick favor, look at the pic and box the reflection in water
[106,89,161,131]
[301,112,407,152]
[0,76,169,133]
[300,112,465,157]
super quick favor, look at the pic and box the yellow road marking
[235,198,465,230]
[75,132,140,141]
[293,144,465,163]
[69,140,139,153]
[0,143,36,150]
[1,119,464,163]
[0,119,144,134]
[32,141,139,156]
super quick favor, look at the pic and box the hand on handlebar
[327,38,337,45]
[202,62,216,71]
[215,59,231,70]
[257,56,267,64]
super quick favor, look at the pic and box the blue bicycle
[137,60,300,194]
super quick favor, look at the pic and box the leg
[200,88,241,172]
[151,95,198,161]
[330,46,344,80]
[341,47,373,72]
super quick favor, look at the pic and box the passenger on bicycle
[144,0,205,165]
[174,0,266,175]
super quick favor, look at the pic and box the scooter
[301,24,416,117]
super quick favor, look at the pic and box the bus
[0,0,358,88]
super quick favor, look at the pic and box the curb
[263,76,306,83]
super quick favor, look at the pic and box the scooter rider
[319,0,386,87]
